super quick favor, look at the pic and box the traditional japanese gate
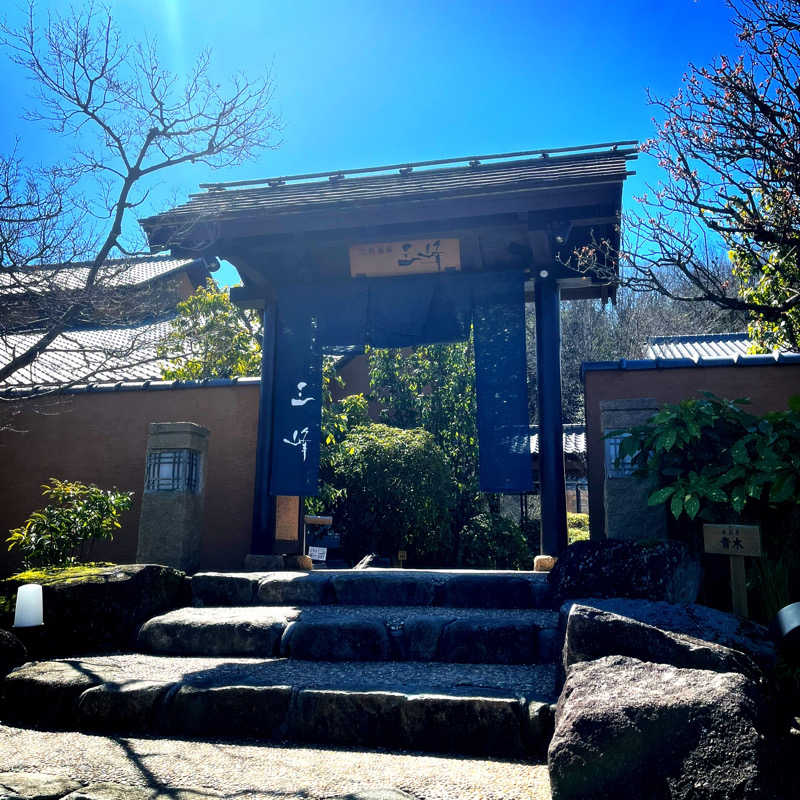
[142,142,636,558]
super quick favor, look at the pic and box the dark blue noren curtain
[367,273,472,347]
[269,270,532,496]
[472,271,534,493]
[269,290,323,496]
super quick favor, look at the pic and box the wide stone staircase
[3,569,560,760]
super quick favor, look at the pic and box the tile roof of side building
[583,332,800,376]
[644,332,790,360]
[0,319,176,387]
[0,255,211,295]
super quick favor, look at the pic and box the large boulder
[1,565,185,658]
[0,628,27,676]
[549,539,701,605]
[548,655,771,799]
[563,603,762,680]
[560,597,776,671]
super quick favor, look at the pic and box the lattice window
[604,434,635,478]
[145,449,201,493]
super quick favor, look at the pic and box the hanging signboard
[349,238,460,278]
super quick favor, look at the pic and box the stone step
[137,605,561,664]
[192,568,553,609]
[2,655,558,760]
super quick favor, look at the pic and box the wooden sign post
[397,550,407,569]
[703,524,762,617]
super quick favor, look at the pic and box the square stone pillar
[601,399,667,542]
[136,422,209,573]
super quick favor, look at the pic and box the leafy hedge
[323,423,452,565]
[457,512,533,570]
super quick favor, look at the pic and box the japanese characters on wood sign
[349,238,461,277]
[703,524,762,558]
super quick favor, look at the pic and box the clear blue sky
[1,0,739,285]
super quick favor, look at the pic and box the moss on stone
[7,563,116,585]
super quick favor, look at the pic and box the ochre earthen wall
[0,384,260,576]
[584,364,800,539]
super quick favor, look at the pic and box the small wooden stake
[729,555,748,618]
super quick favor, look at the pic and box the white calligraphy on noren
[283,427,310,461]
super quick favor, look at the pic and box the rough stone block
[2,660,102,727]
[138,608,288,656]
[400,694,525,757]
[280,619,390,661]
[331,573,437,606]
[548,655,771,799]
[191,573,259,606]
[0,628,27,677]
[243,554,285,572]
[549,539,701,605]
[257,573,332,605]
[438,620,539,664]
[526,700,555,759]
[292,689,404,747]
[167,684,291,738]
[536,628,562,663]
[560,597,776,671]
[441,575,534,609]
[77,680,173,732]
[563,603,762,680]
[401,616,447,661]
[0,565,185,659]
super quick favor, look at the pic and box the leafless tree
[564,0,800,349]
[0,1,280,392]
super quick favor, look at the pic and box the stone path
[0,725,552,799]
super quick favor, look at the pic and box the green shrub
[7,479,133,568]
[617,393,800,619]
[457,512,533,570]
[324,424,452,565]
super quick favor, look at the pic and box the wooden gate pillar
[534,276,568,556]
[251,300,278,554]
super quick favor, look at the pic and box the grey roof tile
[0,255,201,296]
[142,147,636,230]
[0,319,174,387]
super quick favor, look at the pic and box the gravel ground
[12,655,558,700]
[0,724,552,799]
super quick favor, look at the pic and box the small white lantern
[13,583,43,628]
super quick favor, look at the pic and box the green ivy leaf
[731,439,750,464]
[705,487,728,504]
[648,486,676,506]
[731,486,747,513]
[670,492,684,519]
[684,494,701,520]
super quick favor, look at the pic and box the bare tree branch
[0,1,281,392]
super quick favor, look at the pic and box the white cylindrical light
[13,583,43,628]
